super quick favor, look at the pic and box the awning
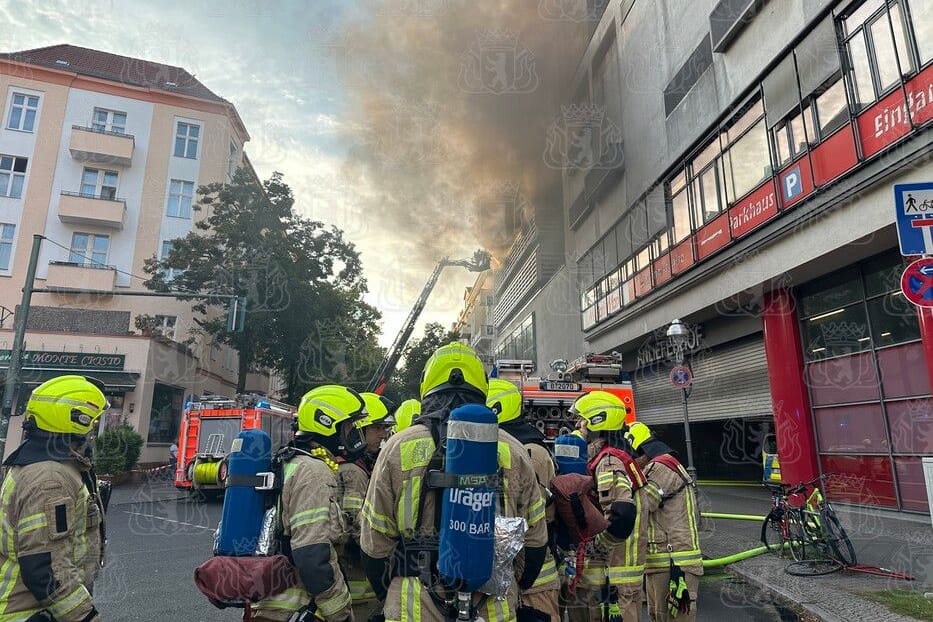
[0,368,139,391]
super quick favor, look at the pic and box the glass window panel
[70,233,88,263]
[672,189,691,243]
[803,303,872,360]
[0,156,11,171]
[887,399,933,454]
[894,457,930,512]
[9,175,23,199]
[871,13,902,91]
[789,111,807,156]
[814,403,887,452]
[868,293,919,347]
[847,34,875,106]
[189,124,200,139]
[11,157,25,173]
[773,123,792,166]
[103,171,118,187]
[726,100,764,144]
[636,246,651,270]
[93,109,107,123]
[670,170,687,195]
[815,79,849,138]
[807,350,879,404]
[844,0,885,35]
[798,267,863,317]
[1,224,13,240]
[186,138,198,159]
[93,235,109,252]
[691,138,720,172]
[0,173,9,196]
[7,107,21,130]
[818,454,897,507]
[12,94,23,106]
[726,119,770,200]
[911,0,933,64]
[698,164,722,223]
[877,342,930,398]
[26,97,37,108]
[22,109,35,132]
[174,136,186,157]
[889,3,915,76]
[112,112,126,129]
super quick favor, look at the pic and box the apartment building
[0,45,278,462]
[452,271,496,367]
[553,0,933,513]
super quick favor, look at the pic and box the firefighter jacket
[0,455,103,621]
[253,452,352,622]
[580,445,649,592]
[520,440,559,594]
[360,422,548,622]
[337,460,377,603]
[641,456,703,576]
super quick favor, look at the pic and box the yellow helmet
[392,399,421,433]
[625,422,652,450]
[297,385,366,437]
[487,378,522,425]
[570,391,628,432]
[420,342,488,400]
[357,392,391,429]
[25,375,108,436]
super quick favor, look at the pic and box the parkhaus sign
[0,350,125,371]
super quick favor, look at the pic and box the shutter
[646,186,669,239]
[763,55,799,128]
[796,16,842,98]
[632,335,772,425]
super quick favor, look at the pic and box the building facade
[0,45,277,463]
[557,0,933,513]
[453,270,496,366]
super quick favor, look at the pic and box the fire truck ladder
[367,249,491,393]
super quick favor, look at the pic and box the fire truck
[495,353,637,440]
[174,393,295,494]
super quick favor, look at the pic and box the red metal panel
[670,238,695,275]
[857,87,910,159]
[811,125,859,186]
[695,213,731,260]
[622,279,635,306]
[633,267,653,298]
[776,155,814,209]
[819,454,897,507]
[729,179,779,238]
[607,288,621,314]
[651,253,672,286]
[906,62,933,127]
[762,289,820,486]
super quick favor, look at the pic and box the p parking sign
[894,182,933,256]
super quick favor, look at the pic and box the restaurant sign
[0,350,126,371]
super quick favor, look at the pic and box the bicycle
[760,481,806,561]
[783,475,857,576]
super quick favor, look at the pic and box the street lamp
[667,319,697,479]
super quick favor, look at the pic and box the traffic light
[226,296,246,332]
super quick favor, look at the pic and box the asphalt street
[94,479,810,621]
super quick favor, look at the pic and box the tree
[144,169,382,402]
[388,322,462,401]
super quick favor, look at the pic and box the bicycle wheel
[824,511,857,567]
[785,559,843,576]
[786,511,807,562]
[760,510,785,555]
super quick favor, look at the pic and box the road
[95,480,810,621]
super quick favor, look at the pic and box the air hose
[701,512,767,522]
[700,511,784,568]
[193,460,221,486]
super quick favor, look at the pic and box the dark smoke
[338,0,593,265]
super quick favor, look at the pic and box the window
[69,232,109,267]
[227,141,238,180]
[154,315,177,340]
[160,240,182,281]
[0,155,27,199]
[92,108,127,134]
[148,383,184,444]
[772,106,809,166]
[7,93,39,132]
[723,103,770,202]
[167,179,194,218]
[694,162,726,224]
[671,186,691,243]
[909,0,933,65]
[174,122,200,158]
[843,0,918,108]
[0,224,14,270]
[812,78,848,140]
[80,168,118,199]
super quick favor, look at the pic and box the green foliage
[389,322,461,401]
[861,590,933,620]
[95,424,144,475]
[143,168,382,403]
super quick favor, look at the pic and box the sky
[0,0,481,346]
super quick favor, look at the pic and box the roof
[0,44,224,103]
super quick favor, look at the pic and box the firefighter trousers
[645,571,699,622]
[522,588,560,622]
[565,587,641,622]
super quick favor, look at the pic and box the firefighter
[569,391,648,622]
[0,375,108,622]
[486,378,560,622]
[251,385,363,622]
[360,343,549,622]
[626,422,701,622]
[390,399,420,435]
[338,392,392,619]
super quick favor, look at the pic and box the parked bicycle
[760,474,857,576]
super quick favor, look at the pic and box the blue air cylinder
[217,429,272,556]
[438,404,498,592]
[554,434,589,475]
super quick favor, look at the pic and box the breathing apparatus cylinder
[216,429,272,556]
[554,433,589,475]
[437,404,498,595]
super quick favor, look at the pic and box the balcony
[58,191,126,229]
[45,261,117,293]
[69,126,135,167]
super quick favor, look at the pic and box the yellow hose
[703,545,770,568]
[702,512,768,521]
[193,460,221,486]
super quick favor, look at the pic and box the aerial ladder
[368,249,491,393]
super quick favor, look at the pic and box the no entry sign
[901,258,933,307]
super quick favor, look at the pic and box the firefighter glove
[667,562,691,618]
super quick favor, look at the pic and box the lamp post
[667,319,697,479]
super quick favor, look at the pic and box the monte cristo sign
[0,350,126,371]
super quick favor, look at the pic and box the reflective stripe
[401,576,422,622]
[645,550,703,568]
[290,507,330,529]
[349,579,377,601]
[580,565,646,586]
[447,420,498,443]
[0,476,18,612]
[554,444,580,459]
[257,586,308,610]
[644,482,662,503]
[15,514,46,535]
[596,473,614,487]
[316,582,351,617]
[342,495,364,512]
[73,488,89,568]
[400,438,434,472]
[48,586,90,618]
[397,475,422,537]
[527,497,545,526]
[497,441,511,469]
[0,609,42,621]
[284,462,299,483]
[531,560,559,588]
[486,594,512,622]
[685,487,700,551]
[28,394,103,410]
[628,493,641,568]
[362,500,398,537]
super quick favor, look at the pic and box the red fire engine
[495,353,637,440]
[174,394,295,493]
